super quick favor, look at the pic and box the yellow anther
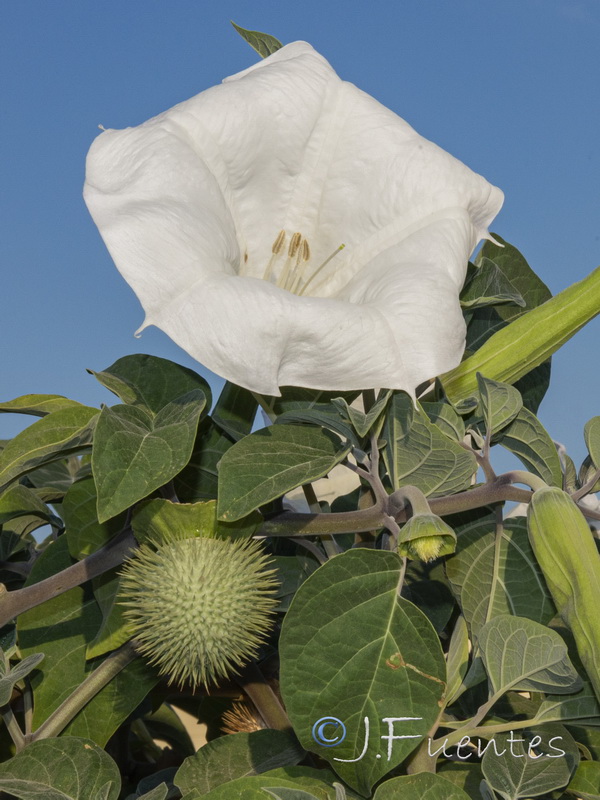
[272,230,286,255]
[288,232,302,258]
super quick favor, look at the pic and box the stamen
[302,239,311,262]
[288,232,302,258]
[272,230,286,255]
[262,230,287,281]
[299,244,346,296]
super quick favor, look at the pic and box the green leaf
[174,417,235,502]
[460,257,525,310]
[275,408,357,448]
[332,391,392,439]
[280,549,446,795]
[534,684,600,725]
[0,736,120,799]
[421,401,465,442]
[212,382,257,441]
[477,374,523,438]
[445,516,555,639]
[217,425,351,522]
[264,790,320,800]
[89,354,212,415]
[0,484,55,527]
[187,766,351,800]
[18,537,157,745]
[131,497,260,547]
[479,614,582,696]
[175,730,304,796]
[566,761,600,799]
[0,394,84,417]
[466,238,552,354]
[437,762,485,800]
[0,406,98,491]
[0,650,45,706]
[373,772,472,799]
[63,477,127,559]
[481,729,573,800]
[93,390,205,522]
[584,417,600,468]
[381,393,476,496]
[85,570,131,659]
[231,21,283,57]
[272,555,321,612]
[445,615,470,705]
[18,536,102,728]
[133,786,169,800]
[497,407,563,487]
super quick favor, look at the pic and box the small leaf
[566,760,600,800]
[0,484,55,527]
[275,407,357,447]
[445,615,470,705]
[280,549,446,795]
[0,651,45,706]
[194,766,359,800]
[0,394,84,417]
[534,683,600,725]
[93,390,205,522]
[477,374,523,437]
[212,382,257,441]
[381,393,476,496]
[373,772,472,799]
[584,417,600,468]
[481,728,573,800]
[0,406,98,491]
[460,257,525,310]
[217,425,351,522]
[445,516,555,639]
[89,354,211,415]
[174,418,235,502]
[134,785,169,800]
[497,407,563,487]
[0,736,121,799]
[421,401,465,442]
[63,477,127,559]
[175,730,305,796]
[479,614,582,696]
[231,22,283,57]
[332,391,392,438]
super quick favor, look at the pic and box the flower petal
[84,41,503,394]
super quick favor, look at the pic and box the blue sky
[1,0,598,468]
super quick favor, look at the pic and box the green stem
[31,640,139,741]
[235,662,292,732]
[0,528,136,629]
[1,703,25,752]
[302,484,340,558]
[503,470,548,492]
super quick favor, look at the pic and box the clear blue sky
[1,0,598,468]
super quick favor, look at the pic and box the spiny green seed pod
[119,536,278,690]
[397,514,457,562]
[528,487,600,702]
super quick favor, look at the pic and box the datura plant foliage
[0,24,599,800]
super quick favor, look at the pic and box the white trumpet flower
[84,42,503,396]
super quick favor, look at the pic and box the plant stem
[1,702,25,752]
[0,527,136,629]
[235,662,292,732]
[31,640,139,742]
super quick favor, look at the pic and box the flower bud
[119,536,278,689]
[397,514,457,562]
[528,487,600,702]
[441,266,600,405]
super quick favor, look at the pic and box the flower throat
[254,230,345,296]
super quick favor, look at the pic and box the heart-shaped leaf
[280,549,446,795]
